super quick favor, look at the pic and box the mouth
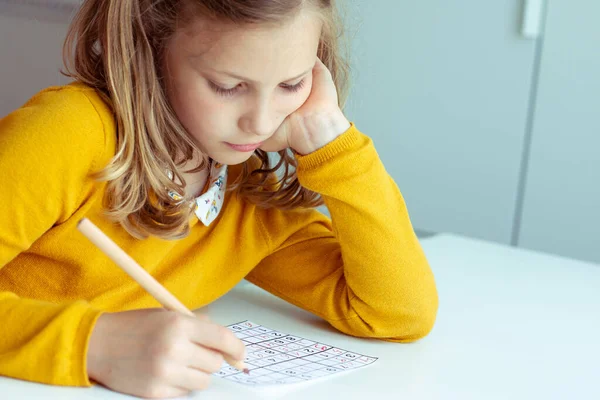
[225,142,264,152]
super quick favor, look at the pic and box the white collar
[167,162,228,226]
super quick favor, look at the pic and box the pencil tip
[243,368,250,375]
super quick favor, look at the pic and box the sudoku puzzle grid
[214,320,378,386]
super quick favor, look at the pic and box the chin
[208,150,255,166]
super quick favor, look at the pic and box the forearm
[296,125,439,340]
[0,292,102,386]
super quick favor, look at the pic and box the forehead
[172,9,323,82]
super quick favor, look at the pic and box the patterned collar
[167,162,228,226]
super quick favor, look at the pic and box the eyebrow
[214,66,313,84]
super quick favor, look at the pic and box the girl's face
[163,9,323,165]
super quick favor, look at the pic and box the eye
[280,79,306,93]
[208,81,240,97]
[208,78,306,97]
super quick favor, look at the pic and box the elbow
[379,295,438,342]
[342,293,439,342]
[380,277,440,342]
[391,266,440,341]
[403,285,439,341]
[399,297,439,341]
[336,269,440,341]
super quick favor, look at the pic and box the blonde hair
[63,0,350,240]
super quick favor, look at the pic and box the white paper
[214,320,378,386]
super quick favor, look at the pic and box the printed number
[284,370,297,375]
[344,353,357,358]
[302,348,316,354]
[231,325,243,331]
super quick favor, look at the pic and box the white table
[2,233,599,399]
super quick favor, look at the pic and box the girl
[0,0,438,398]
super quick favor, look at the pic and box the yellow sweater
[0,83,438,387]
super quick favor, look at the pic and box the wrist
[86,313,111,382]
[294,110,351,155]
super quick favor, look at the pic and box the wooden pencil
[76,217,248,374]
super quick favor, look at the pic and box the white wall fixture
[522,0,544,38]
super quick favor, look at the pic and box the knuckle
[206,352,224,373]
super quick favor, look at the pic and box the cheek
[296,88,312,109]
[281,79,313,115]
[171,85,227,133]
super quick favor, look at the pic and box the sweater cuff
[73,306,105,386]
[296,123,360,171]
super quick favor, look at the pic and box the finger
[259,121,290,152]
[192,312,211,322]
[187,343,224,374]
[153,387,190,399]
[313,57,332,78]
[138,384,190,399]
[314,56,327,70]
[173,368,212,393]
[306,58,338,106]
[187,321,246,362]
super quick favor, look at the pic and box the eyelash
[209,79,306,97]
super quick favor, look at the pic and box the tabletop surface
[1,233,599,399]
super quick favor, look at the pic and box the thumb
[192,312,211,321]
[259,119,291,152]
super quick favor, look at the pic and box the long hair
[63,0,350,240]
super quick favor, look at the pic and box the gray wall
[0,4,73,118]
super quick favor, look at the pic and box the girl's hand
[260,58,351,155]
[87,309,246,399]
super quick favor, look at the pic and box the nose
[239,98,277,138]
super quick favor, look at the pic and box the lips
[226,142,263,152]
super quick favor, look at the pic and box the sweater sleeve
[0,87,106,386]
[245,124,438,342]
